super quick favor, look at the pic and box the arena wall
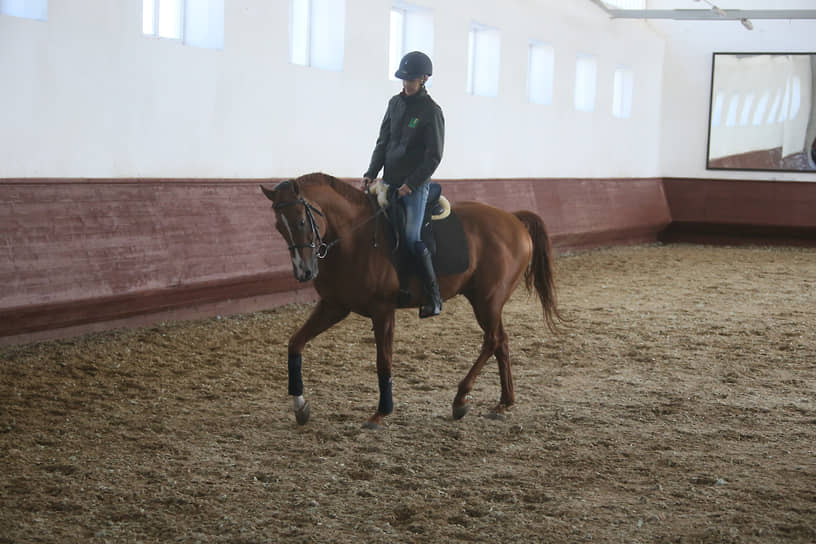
[2,175,815,345]
[1,176,669,343]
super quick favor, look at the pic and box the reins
[273,195,387,259]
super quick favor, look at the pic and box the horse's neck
[310,185,368,234]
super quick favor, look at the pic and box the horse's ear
[260,184,277,202]
[291,179,300,196]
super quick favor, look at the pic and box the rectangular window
[527,41,554,105]
[612,66,633,118]
[467,22,500,97]
[751,92,769,126]
[290,0,345,71]
[739,92,754,126]
[574,54,597,112]
[711,91,724,127]
[143,0,183,40]
[184,0,224,49]
[725,93,739,127]
[389,2,434,80]
[777,77,791,122]
[0,0,47,20]
[142,0,224,49]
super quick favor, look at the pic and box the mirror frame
[706,52,816,173]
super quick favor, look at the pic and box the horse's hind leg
[494,319,514,412]
[452,297,511,419]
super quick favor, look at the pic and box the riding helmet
[394,51,433,80]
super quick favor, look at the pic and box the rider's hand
[398,184,413,197]
[361,177,372,191]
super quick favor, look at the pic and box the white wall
[650,0,816,181]
[0,0,665,179]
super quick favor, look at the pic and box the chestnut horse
[261,172,559,428]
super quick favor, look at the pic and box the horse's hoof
[452,403,470,420]
[487,403,512,420]
[362,413,384,430]
[361,420,382,431]
[294,401,310,425]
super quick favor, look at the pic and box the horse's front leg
[287,299,349,425]
[363,310,395,429]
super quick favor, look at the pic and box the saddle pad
[424,210,469,276]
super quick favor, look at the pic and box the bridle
[273,194,388,259]
[273,197,337,259]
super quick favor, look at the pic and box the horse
[260,172,560,428]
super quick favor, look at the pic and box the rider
[362,51,445,318]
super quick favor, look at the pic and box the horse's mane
[298,172,368,207]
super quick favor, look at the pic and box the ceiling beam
[608,9,816,20]
[588,1,816,20]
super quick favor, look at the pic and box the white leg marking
[293,395,306,411]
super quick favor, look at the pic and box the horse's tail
[513,210,562,334]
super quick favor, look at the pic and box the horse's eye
[299,219,306,228]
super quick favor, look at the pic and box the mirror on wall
[707,52,816,172]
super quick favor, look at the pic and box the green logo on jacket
[408,117,419,128]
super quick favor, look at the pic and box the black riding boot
[415,242,442,318]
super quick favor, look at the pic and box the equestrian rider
[362,51,445,318]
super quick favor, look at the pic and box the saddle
[367,181,470,307]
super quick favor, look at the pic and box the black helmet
[394,51,433,80]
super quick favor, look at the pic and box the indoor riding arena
[2,2,815,543]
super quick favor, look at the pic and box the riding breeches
[399,183,430,256]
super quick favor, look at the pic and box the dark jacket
[364,87,444,191]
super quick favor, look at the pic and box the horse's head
[261,179,327,283]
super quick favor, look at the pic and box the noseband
[273,198,338,259]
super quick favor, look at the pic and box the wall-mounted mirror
[707,52,816,172]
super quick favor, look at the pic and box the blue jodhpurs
[399,183,430,256]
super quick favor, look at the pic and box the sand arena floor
[1,244,815,543]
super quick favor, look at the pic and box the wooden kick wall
[2,177,814,345]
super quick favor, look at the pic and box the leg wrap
[288,353,304,396]
[377,373,393,415]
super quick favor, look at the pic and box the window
[467,22,501,97]
[738,92,754,126]
[184,0,224,49]
[389,2,434,80]
[142,0,224,49]
[527,42,554,105]
[777,77,791,122]
[612,66,633,118]
[751,92,770,126]
[789,76,801,120]
[766,88,782,124]
[290,0,345,71]
[574,54,596,112]
[0,0,47,20]
[711,91,725,127]
[724,93,739,127]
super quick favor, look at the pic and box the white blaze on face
[279,214,307,275]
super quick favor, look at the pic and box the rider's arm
[364,98,395,180]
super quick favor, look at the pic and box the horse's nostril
[303,270,312,280]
